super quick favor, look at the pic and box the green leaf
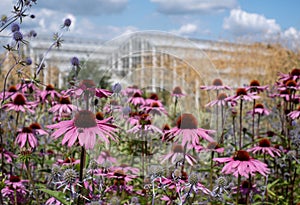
[39,188,69,205]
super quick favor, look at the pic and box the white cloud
[36,0,128,15]
[223,9,281,37]
[171,23,198,35]
[151,0,237,14]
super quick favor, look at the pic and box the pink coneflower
[206,93,228,107]
[1,93,35,113]
[213,150,270,178]
[29,122,48,136]
[1,175,28,204]
[194,141,224,153]
[142,101,168,116]
[145,93,163,106]
[97,150,117,164]
[39,84,61,103]
[122,85,142,97]
[200,78,231,90]
[171,86,185,97]
[269,90,291,101]
[57,157,80,166]
[247,103,270,116]
[128,92,145,106]
[16,127,38,148]
[247,138,281,157]
[0,147,16,163]
[246,80,268,93]
[163,113,215,147]
[0,85,18,100]
[287,105,300,119]
[226,88,259,103]
[16,80,38,94]
[161,144,196,166]
[45,197,62,205]
[277,79,299,91]
[47,110,118,149]
[127,114,162,134]
[48,96,78,115]
[278,68,300,82]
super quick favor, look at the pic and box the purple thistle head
[11,23,20,32]
[71,56,79,66]
[63,18,72,27]
[25,57,32,65]
[112,83,122,93]
[29,30,37,38]
[13,31,23,42]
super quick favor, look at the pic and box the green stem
[77,146,86,205]
[26,161,41,205]
[210,151,215,190]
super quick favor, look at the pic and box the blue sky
[1,0,300,47]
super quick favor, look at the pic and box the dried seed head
[217,93,227,100]
[212,78,223,86]
[88,159,98,170]
[172,86,183,95]
[172,144,184,153]
[291,68,300,76]
[109,196,120,205]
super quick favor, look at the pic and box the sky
[1,0,300,47]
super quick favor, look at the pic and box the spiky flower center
[9,175,21,183]
[291,68,300,76]
[63,157,76,164]
[259,138,271,147]
[22,127,33,133]
[188,172,199,185]
[213,78,223,86]
[149,93,159,100]
[236,88,247,96]
[172,144,184,153]
[95,112,104,120]
[297,105,300,111]
[216,177,227,187]
[8,86,17,92]
[45,84,54,91]
[63,169,77,184]
[148,165,164,178]
[233,150,250,161]
[176,113,198,129]
[74,110,97,128]
[255,103,264,109]
[207,142,220,149]
[266,131,275,137]
[29,123,41,130]
[13,94,26,105]
[285,80,297,87]
[59,96,71,104]
[172,86,183,95]
[217,93,227,100]
[250,80,260,87]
